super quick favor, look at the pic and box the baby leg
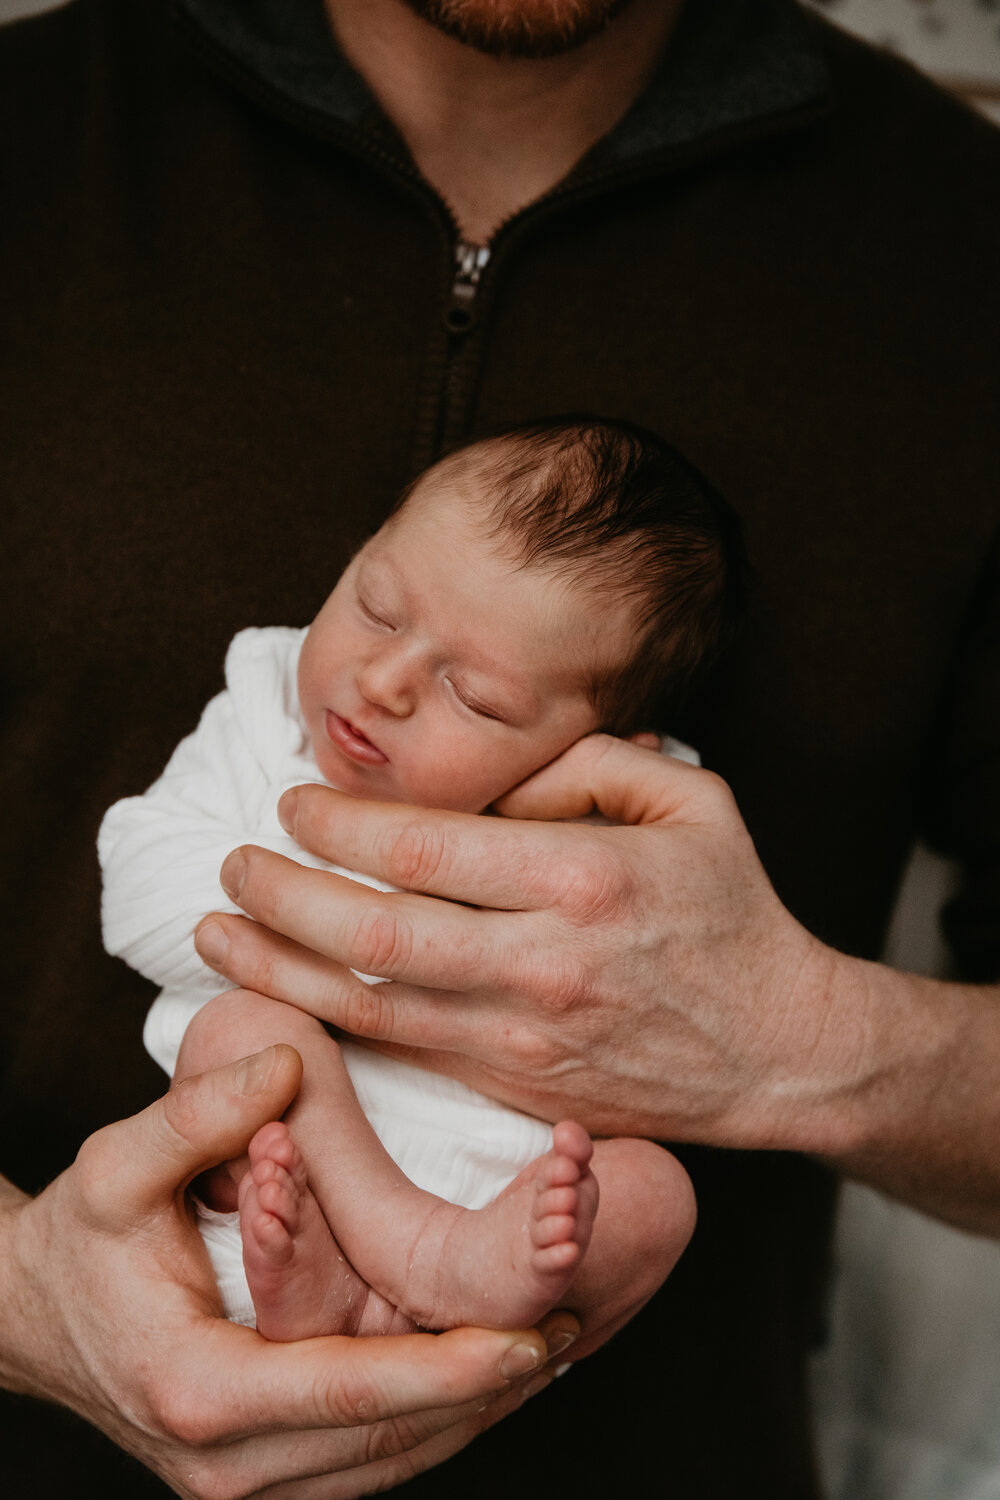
[176,989,409,1339]
[176,989,600,1335]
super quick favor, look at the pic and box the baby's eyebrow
[356,550,401,603]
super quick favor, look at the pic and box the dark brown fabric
[1,2,998,1495]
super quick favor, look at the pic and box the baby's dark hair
[425,415,747,734]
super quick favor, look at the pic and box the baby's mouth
[324,710,389,766]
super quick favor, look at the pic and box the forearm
[774,953,1000,1235]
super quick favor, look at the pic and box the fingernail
[277,789,298,835]
[499,1343,541,1381]
[235,1046,277,1095]
[519,1373,552,1402]
[194,921,228,969]
[546,1329,577,1360]
[220,850,246,901]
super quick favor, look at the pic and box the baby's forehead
[401,444,503,517]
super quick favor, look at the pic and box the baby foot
[377,1119,599,1331]
[239,1121,409,1340]
[526,1120,600,1281]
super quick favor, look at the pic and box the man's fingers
[171,1322,550,1442]
[195,916,494,1050]
[217,848,521,987]
[275,784,580,906]
[270,740,723,906]
[77,1045,303,1224]
[495,732,716,826]
[263,1375,551,1498]
[185,1365,550,1498]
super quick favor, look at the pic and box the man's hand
[191,734,1000,1234]
[192,736,848,1148]
[0,1046,566,1499]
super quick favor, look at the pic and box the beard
[401,0,636,58]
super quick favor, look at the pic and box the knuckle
[362,1414,423,1465]
[318,1369,386,1429]
[508,928,595,1027]
[236,944,285,1003]
[697,766,736,810]
[361,1418,455,1492]
[500,1004,566,1070]
[155,1383,229,1450]
[72,1125,117,1206]
[339,976,392,1038]
[568,731,617,772]
[385,817,449,890]
[164,1065,221,1146]
[553,847,636,926]
[352,903,413,978]
[532,955,588,1017]
[515,1030,565,1072]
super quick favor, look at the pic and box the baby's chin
[311,746,397,803]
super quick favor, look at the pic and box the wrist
[727,929,905,1160]
[761,954,1000,1231]
[0,1178,49,1398]
[757,942,887,1157]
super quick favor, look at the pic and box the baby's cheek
[406,742,503,814]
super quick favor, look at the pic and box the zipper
[416,85,830,456]
[432,240,493,458]
[446,242,492,337]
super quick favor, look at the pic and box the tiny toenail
[500,1343,541,1381]
[220,850,247,901]
[195,921,228,967]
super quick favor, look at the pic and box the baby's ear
[627,731,662,751]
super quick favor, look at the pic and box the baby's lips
[324,708,390,765]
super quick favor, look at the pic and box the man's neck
[323,0,686,245]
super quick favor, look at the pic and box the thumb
[494,733,706,827]
[80,1044,303,1226]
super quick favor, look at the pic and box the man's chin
[401,0,635,58]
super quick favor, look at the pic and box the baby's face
[297,474,637,813]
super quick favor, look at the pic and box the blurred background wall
[807,0,1000,122]
[0,0,68,18]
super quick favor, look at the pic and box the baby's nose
[357,648,417,717]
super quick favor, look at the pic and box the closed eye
[358,595,394,629]
[447,678,506,723]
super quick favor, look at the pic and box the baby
[100,415,743,1354]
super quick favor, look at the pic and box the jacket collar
[174,0,831,162]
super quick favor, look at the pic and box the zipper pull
[445,241,491,336]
